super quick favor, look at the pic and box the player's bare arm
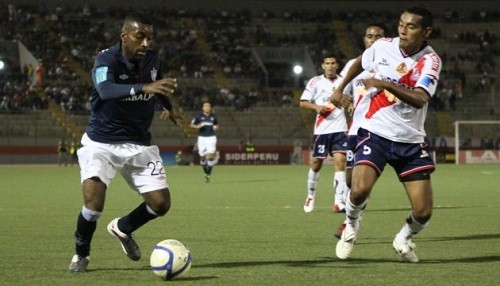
[190,122,202,129]
[361,77,430,108]
[330,56,362,108]
[143,78,177,96]
[300,100,327,114]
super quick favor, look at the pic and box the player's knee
[412,211,432,224]
[149,200,171,216]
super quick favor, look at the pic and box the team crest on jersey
[396,62,408,75]
[151,68,157,81]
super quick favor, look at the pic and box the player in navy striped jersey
[190,102,219,182]
[69,13,180,272]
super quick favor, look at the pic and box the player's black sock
[202,164,208,174]
[75,213,96,257]
[118,202,157,234]
[206,165,213,175]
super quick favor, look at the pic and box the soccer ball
[150,239,192,280]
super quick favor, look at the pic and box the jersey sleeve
[300,77,317,101]
[361,43,377,72]
[92,53,144,100]
[415,53,442,97]
[191,115,199,125]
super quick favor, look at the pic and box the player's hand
[143,78,177,96]
[160,108,183,126]
[315,105,327,114]
[330,88,343,107]
[347,102,354,116]
[329,89,352,109]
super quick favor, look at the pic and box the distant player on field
[300,53,348,213]
[331,6,442,262]
[69,12,180,272]
[190,101,219,183]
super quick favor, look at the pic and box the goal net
[454,120,500,164]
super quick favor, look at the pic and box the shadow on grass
[86,266,219,281]
[367,205,469,212]
[422,233,500,242]
[194,255,500,268]
[196,257,352,268]
[211,178,282,184]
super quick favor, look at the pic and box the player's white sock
[345,192,367,223]
[334,171,347,202]
[307,168,319,195]
[395,212,429,242]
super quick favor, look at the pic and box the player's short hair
[405,6,433,29]
[123,12,153,30]
[321,53,337,63]
[366,22,387,34]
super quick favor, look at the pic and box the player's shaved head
[122,12,153,32]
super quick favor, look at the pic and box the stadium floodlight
[293,64,303,75]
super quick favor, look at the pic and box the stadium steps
[294,90,314,134]
[436,111,454,136]
[193,21,228,89]
[332,20,357,59]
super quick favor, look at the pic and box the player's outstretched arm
[143,78,177,96]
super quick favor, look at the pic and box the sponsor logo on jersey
[429,53,440,71]
[119,74,129,80]
[378,58,389,66]
[122,93,154,101]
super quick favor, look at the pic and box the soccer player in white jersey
[330,6,442,263]
[300,53,348,213]
[334,23,386,238]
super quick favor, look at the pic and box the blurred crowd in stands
[0,2,498,116]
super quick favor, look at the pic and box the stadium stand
[0,1,499,163]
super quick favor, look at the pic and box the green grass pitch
[0,164,499,285]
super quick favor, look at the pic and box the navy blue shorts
[345,135,357,169]
[354,128,435,180]
[311,132,347,159]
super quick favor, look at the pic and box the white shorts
[77,133,168,194]
[197,136,217,157]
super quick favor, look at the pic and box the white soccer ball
[150,239,192,280]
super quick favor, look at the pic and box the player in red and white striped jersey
[300,53,348,214]
[331,6,442,263]
[334,23,386,239]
